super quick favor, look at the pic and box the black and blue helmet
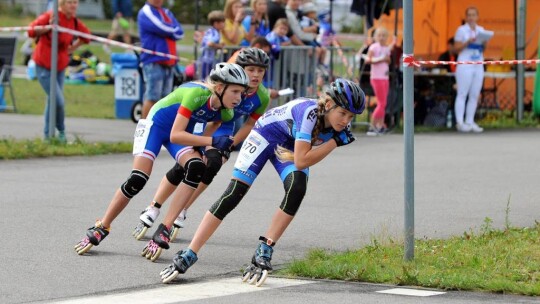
[325,78,366,114]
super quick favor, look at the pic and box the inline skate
[74,220,110,255]
[141,223,170,262]
[160,248,198,283]
[132,205,160,240]
[241,237,274,287]
[169,209,187,242]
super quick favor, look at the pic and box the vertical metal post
[515,0,526,122]
[48,0,59,139]
[194,0,201,62]
[402,0,415,261]
[329,0,334,78]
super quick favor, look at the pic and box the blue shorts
[142,63,174,102]
[136,121,193,162]
[231,130,309,186]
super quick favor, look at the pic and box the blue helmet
[325,78,366,114]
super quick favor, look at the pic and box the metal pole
[516,0,526,122]
[402,0,415,261]
[194,0,200,62]
[48,0,59,139]
[329,0,334,78]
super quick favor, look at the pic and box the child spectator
[365,27,393,136]
[265,18,291,57]
[199,10,226,79]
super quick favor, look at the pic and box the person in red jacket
[28,0,91,142]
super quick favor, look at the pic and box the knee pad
[280,171,308,216]
[201,149,223,185]
[209,180,250,220]
[121,170,149,199]
[182,158,206,188]
[166,162,185,186]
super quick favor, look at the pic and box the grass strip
[0,137,132,159]
[279,220,540,296]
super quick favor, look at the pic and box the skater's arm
[170,114,213,147]
[233,116,256,146]
[293,140,336,170]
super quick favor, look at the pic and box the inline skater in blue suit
[160,79,366,286]
[133,48,272,248]
[74,63,248,255]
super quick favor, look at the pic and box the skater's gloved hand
[218,146,233,160]
[211,135,234,151]
[332,126,355,147]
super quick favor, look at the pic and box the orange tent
[374,0,540,109]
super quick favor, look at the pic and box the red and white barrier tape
[0,25,52,32]
[402,54,540,67]
[1,24,190,63]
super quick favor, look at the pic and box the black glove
[333,128,355,147]
[211,135,233,151]
[218,146,232,160]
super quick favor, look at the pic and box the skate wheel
[170,226,180,243]
[75,242,93,255]
[150,247,162,262]
[133,223,148,240]
[161,269,179,284]
[141,245,149,257]
[255,270,269,287]
[241,265,255,282]
[248,271,259,285]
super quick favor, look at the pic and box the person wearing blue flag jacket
[138,0,184,119]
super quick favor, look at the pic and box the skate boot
[160,248,198,283]
[74,220,110,255]
[170,209,187,242]
[242,236,274,287]
[141,223,171,262]
[132,205,160,240]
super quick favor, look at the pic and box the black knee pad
[280,171,308,216]
[201,149,223,185]
[209,180,250,220]
[182,158,206,188]
[121,170,149,199]
[166,162,185,186]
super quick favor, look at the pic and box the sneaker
[456,123,472,133]
[469,123,484,133]
[366,126,386,137]
[58,131,67,143]
[366,127,379,137]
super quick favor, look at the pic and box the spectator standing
[199,10,226,80]
[138,0,184,119]
[104,0,133,53]
[453,6,487,133]
[28,0,91,142]
[365,27,392,136]
[438,37,457,73]
[221,0,247,47]
[240,0,271,46]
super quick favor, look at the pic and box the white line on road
[376,288,446,297]
[50,277,314,304]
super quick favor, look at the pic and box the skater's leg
[264,170,308,242]
[188,211,223,253]
[161,152,205,227]
[101,156,153,227]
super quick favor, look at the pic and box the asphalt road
[1,113,539,303]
